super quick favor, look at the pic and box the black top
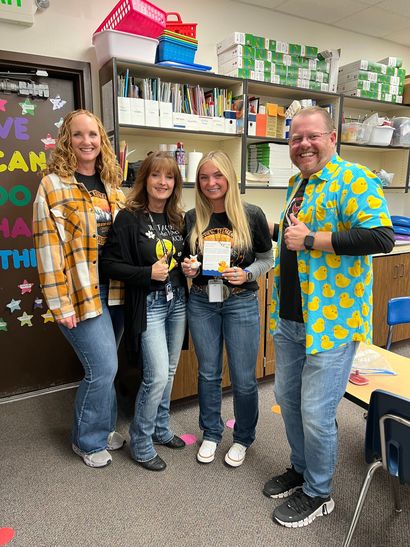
[184,203,272,291]
[75,171,111,284]
[100,208,187,355]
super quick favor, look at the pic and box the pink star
[18,279,34,294]
[0,99,7,111]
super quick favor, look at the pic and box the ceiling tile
[235,0,288,9]
[334,6,410,36]
[274,0,368,23]
[378,0,410,18]
[383,26,410,47]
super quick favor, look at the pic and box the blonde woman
[182,151,273,467]
[33,110,125,468]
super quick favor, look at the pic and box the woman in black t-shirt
[101,152,187,472]
[182,150,273,468]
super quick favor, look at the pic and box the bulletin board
[0,50,92,397]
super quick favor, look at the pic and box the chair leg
[385,326,393,351]
[343,461,383,547]
[390,476,402,513]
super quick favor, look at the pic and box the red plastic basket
[95,0,166,39]
[165,12,197,39]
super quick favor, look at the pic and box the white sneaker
[107,431,126,451]
[197,440,217,463]
[225,443,247,467]
[72,444,112,468]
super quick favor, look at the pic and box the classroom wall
[1,0,409,219]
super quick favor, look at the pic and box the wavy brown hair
[45,109,123,187]
[126,151,184,232]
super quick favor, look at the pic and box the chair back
[365,389,410,485]
[385,296,410,349]
[387,297,410,326]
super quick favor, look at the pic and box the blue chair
[343,389,410,546]
[386,297,410,350]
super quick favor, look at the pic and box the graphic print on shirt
[146,220,183,271]
[284,194,304,229]
[88,189,112,247]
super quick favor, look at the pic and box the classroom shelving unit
[98,58,410,195]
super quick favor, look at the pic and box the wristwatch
[244,268,253,281]
[304,231,316,251]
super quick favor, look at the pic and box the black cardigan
[100,208,152,357]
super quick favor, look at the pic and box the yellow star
[41,309,54,323]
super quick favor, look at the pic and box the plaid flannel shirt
[33,173,125,321]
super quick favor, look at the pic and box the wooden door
[265,269,276,376]
[372,253,410,346]
[0,51,92,397]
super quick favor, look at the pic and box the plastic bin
[341,122,362,143]
[95,0,166,39]
[92,30,159,68]
[368,125,394,146]
[157,36,197,64]
[165,12,197,38]
[391,117,410,146]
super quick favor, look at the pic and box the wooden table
[344,343,410,409]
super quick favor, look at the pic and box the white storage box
[368,125,394,146]
[92,30,158,68]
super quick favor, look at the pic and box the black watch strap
[304,231,315,250]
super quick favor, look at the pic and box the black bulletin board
[0,51,92,397]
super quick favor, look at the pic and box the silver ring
[234,272,238,279]
[233,266,237,271]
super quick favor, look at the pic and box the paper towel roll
[187,151,203,182]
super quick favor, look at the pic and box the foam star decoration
[55,117,64,128]
[18,280,34,295]
[41,133,56,150]
[6,299,21,313]
[41,309,54,323]
[33,297,43,309]
[0,98,8,111]
[17,311,33,327]
[19,98,36,116]
[50,95,66,110]
[0,318,8,332]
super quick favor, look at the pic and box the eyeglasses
[289,131,333,145]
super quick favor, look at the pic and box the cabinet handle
[400,263,405,277]
[393,265,399,279]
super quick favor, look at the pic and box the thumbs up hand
[151,253,169,281]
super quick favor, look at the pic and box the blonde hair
[45,109,123,187]
[189,150,252,253]
[126,151,184,232]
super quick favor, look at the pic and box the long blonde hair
[189,150,252,253]
[126,151,184,232]
[45,109,123,187]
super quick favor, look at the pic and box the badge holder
[207,279,230,302]
[165,281,173,302]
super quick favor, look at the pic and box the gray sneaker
[107,431,126,450]
[273,490,335,528]
[263,466,304,498]
[72,444,112,468]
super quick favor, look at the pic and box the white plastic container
[368,125,394,146]
[92,30,158,68]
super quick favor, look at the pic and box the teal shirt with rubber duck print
[269,153,392,355]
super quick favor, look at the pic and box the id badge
[208,278,223,302]
[165,282,173,302]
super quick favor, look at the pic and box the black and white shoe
[273,490,335,528]
[263,466,304,498]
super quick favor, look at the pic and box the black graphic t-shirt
[139,211,185,291]
[76,171,112,284]
[184,203,272,291]
[279,178,308,323]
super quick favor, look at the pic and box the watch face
[304,234,314,250]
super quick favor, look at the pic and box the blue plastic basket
[157,35,197,64]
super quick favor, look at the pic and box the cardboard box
[403,76,410,105]
[339,60,403,77]
[338,69,404,86]
[338,80,403,97]
[217,44,255,66]
[216,32,254,54]
[378,56,403,68]
[266,103,279,137]
[255,113,267,137]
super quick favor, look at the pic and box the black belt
[191,283,252,300]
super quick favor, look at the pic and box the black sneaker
[273,490,335,528]
[263,466,304,499]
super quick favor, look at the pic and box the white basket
[92,29,158,68]
[368,125,394,146]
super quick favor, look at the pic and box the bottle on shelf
[175,142,186,181]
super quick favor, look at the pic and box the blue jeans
[58,284,124,454]
[130,287,186,462]
[273,318,358,498]
[188,289,260,447]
